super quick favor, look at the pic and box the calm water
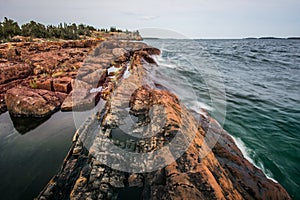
[145,38,300,199]
[0,111,76,200]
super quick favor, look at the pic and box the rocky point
[35,41,291,200]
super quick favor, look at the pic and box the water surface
[145,38,300,199]
[0,111,76,200]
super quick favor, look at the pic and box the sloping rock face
[37,41,291,200]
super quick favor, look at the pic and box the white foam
[152,55,177,69]
[231,136,278,183]
[189,101,214,112]
[107,66,119,74]
[123,64,131,79]
[90,86,102,93]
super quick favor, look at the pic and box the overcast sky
[0,0,299,38]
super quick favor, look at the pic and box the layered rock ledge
[36,41,291,200]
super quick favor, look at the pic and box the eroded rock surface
[37,41,291,200]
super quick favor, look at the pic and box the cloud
[122,11,159,21]
[1,0,299,38]
[122,11,140,16]
[138,15,159,21]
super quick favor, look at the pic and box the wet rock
[211,125,291,200]
[5,86,66,117]
[142,47,161,56]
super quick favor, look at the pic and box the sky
[0,0,299,39]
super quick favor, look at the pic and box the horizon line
[143,36,300,40]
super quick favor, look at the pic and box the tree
[0,17,123,42]
[110,26,117,32]
[21,21,47,38]
[1,17,21,39]
[78,24,87,35]
[0,22,3,39]
[47,25,61,38]
[60,23,79,40]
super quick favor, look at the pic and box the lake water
[0,111,76,200]
[145,38,300,199]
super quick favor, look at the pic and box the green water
[145,38,300,199]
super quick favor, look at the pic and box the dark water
[0,111,76,200]
[145,38,300,199]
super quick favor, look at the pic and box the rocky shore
[34,40,291,200]
[0,38,106,116]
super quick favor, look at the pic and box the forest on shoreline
[0,17,137,42]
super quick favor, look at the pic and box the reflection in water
[10,114,50,135]
[0,111,76,200]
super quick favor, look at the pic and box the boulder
[5,86,66,117]
[0,79,24,114]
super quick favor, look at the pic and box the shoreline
[36,40,290,199]
[0,36,288,198]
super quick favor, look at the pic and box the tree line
[0,17,126,41]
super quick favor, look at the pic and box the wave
[152,55,177,69]
[231,136,278,183]
[189,100,214,112]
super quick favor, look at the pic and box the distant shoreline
[144,37,300,40]
[244,37,300,40]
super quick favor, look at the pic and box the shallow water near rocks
[0,111,76,200]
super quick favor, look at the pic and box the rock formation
[36,41,291,200]
[0,39,103,116]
